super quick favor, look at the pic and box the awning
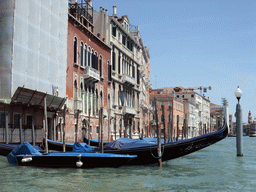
[11,87,66,112]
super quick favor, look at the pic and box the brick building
[65,0,112,143]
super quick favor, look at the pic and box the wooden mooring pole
[63,105,66,152]
[44,97,48,153]
[154,98,162,167]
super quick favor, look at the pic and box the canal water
[1,137,256,192]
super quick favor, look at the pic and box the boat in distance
[43,125,228,165]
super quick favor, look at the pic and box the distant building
[150,89,185,140]
[164,87,211,135]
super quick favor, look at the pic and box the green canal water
[1,137,256,192]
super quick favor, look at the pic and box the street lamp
[234,86,242,103]
[234,86,243,156]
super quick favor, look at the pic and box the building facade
[65,0,112,143]
[149,89,186,140]
[164,87,211,135]
[94,6,150,139]
[0,0,68,144]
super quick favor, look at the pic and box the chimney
[113,6,117,17]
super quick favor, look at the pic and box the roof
[11,87,66,112]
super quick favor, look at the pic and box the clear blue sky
[92,0,256,123]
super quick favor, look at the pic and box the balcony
[84,66,100,83]
[122,74,135,86]
[123,106,136,115]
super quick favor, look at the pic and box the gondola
[103,125,228,165]
[43,125,228,165]
[7,142,137,168]
[0,143,43,156]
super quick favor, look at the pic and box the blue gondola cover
[103,140,123,150]
[7,142,42,164]
[72,142,94,152]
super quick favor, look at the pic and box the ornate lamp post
[234,86,243,156]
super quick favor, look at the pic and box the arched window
[92,50,94,68]
[99,56,103,77]
[108,61,111,81]
[80,41,84,66]
[88,47,91,67]
[94,52,98,70]
[73,37,78,64]
[84,45,87,66]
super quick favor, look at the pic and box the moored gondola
[42,125,228,165]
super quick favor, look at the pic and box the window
[122,35,126,45]
[99,56,103,77]
[80,42,84,66]
[118,32,121,41]
[118,52,121,74]
[92,52,98,70]
[132,66,135,78]
[191,94,194,98]
[112,26,116,36]
[84,45,87,66]
[96,126,99,133]
[112,51,116,71]
[88,47,91,66]
[92,50,95,68]
[108,61,111,81]
[137,69,140,84]
[73,37,78,64]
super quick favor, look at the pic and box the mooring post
[101,107,104,153]
[5,112,9,144]
[154,97,162,167]
[44,97,48,153]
